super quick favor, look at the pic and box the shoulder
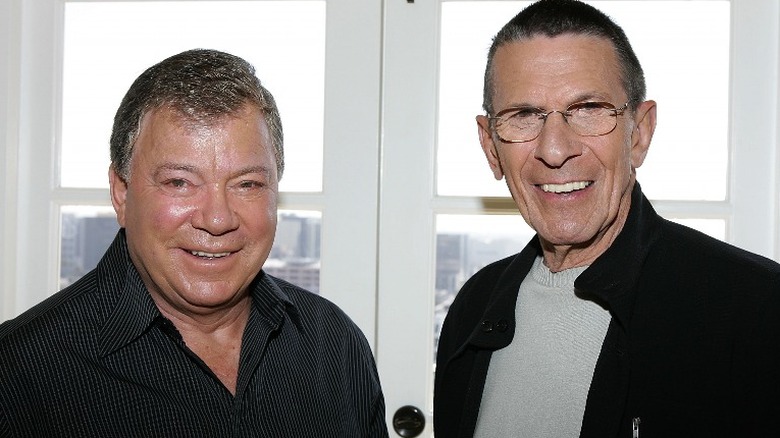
[448,240,538,317]
[655,219,780,283]
[266,275,373,350]
[438,241,538,354]
[270,275,354,323]
[0,272,100,348]
[643,219,780,338]
[0,272,102,409]
[455,253,520,303]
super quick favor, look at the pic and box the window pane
[437,1,730,201]
[61,1,325,192]
[266,210,322,294]
[669,218,726,242]
[60,206,119,289]
[60,208,322,292]
[434,214,535,357]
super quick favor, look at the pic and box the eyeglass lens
[495,102,623,143]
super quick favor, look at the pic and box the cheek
[130,193,196,231]
[498,147,534,186]
[235,195,278,232]
[159,202,197,221]
[496,145,520,170]
[256,202,278,233]
[592,138,633,174]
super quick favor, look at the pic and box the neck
[541,185,633,272]
[155,295,252,395]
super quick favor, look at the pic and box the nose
[191,184,239,235]
[533,112,583,168]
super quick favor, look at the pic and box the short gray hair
[110,49,284,181]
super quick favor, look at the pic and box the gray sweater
[474,256,611,437]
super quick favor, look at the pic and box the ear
[476,115,504,180]
[629,100,657,169]
[109,166,128,228]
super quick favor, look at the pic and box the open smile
[539,181,593,194]
[189,250,233,260]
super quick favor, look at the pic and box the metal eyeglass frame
[488,101,630,143]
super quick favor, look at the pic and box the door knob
[392,405,426,437]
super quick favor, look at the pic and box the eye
[569,101,612,117]
[507,107,544,120]
[233,179,268,196]
[158,177,197,196]
[238,180,264,189]
[168,178,187,188]
[160,178,191,190]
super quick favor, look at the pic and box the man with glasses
[434,1,780,437]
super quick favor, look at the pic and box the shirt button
[495,319,509,332]
[481,320,494,332]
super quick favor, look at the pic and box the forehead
[133,104,273,162]
[490,34,624,107]
[141,103,263,133]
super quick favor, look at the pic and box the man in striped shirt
[0,49,388,437]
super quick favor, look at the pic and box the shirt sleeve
[367,387,390,438]
[0,403,15,438]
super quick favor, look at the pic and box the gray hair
[483,0,646,115]
[110,49,284,181]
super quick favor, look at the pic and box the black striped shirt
[0,231,388,437]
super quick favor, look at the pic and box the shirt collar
[248,272,302,334]
[97,231,160,357]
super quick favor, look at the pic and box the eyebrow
[568,92,613,105]
[152,163,273,180]
[501,93,614,111]
[231,165,273,179]
[153,163,198,178]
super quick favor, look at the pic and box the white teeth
[190,250,231,259]
[540,181,591,194]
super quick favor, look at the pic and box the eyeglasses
[489,101,629,143]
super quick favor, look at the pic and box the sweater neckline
[529,256,589,289]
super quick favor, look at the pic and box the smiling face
[477,34,656,270]
[110,104,278,317]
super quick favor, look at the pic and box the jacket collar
[574,182,662,330]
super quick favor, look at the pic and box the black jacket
[434,184,780,437]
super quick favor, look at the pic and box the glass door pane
[59,206,118,288]
[266,211,322,293]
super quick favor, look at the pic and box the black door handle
[392,405,426,437]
